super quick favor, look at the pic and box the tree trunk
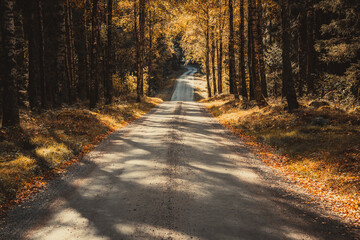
[138,0,145,101]
[205,17,212,98]
[228,0,238,99]
[23,0,39,111]
[55,0,67,106]
[281,0,299,111]
[211,29,217,96]
[247,2,255,100]
[217,9,223,94]
[239,0,247,99]
[306,1,316,95]
[89,0,98,108]
[298,6,307,97]
[105,0,113,104]
[1,0,20,127]
[257,0,268,98]
[147,11,153,95]
[36,0,46,109]
[250,0,267,106]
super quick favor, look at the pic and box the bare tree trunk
[306,1,316,95]
[36,0,46,109]
[24,0,39,111]
[147,11,153,95]
[65,0,73,104]
[239,0,247,99]
[134,0,140,101]
[281,0,299,111]
[247,2,255,100]
[228,0,238,99]
[105,0,113,104]
[217,6,223,94]
[211,29,217,96]
[298,6,307,97]
[257,0,268,98]
[205,16,212,98]
[89,0,98,108]
[139,0,145,100]
[1,0,20,127]
[55,0,67,106]
[250,0,267,106]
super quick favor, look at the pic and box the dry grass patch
[202,95,360,226]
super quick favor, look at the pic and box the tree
[257,0,268,98]
[89,0,99,108]
[1,0,20,127]
[136,0,145,102]
[306,1,316,95]
[280,0,299,111]
[105,0,114,104]
[228,0,238,99]
[297,3,307,96]
[249,0,267,106]
[239,0,247,99]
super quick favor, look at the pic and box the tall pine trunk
[239,0,247,99]
[105,0,113,104]
[55,0,67,106]
[306,2,316,95]
[211,29,217,96]
[298,7,307,97]
[36,0,46,109]
[217,9,223,94]
[247,2,255,100]
[228,0,238,99]
[281,0,299,111]
[1,0,20,127]
[137,0,145,102]
[205,16,212,98]
[257,0,268,98]
[89,0,98,108]
[24,0,39,111]
[250,0,267,106]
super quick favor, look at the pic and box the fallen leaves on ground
[203,94,360,228]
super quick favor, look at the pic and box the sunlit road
[1,66,355,240]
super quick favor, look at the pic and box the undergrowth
[202,95,360,227]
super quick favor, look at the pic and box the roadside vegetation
[201,94,360,227]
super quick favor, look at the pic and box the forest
[1,0,360,229]
[1,0,360,126]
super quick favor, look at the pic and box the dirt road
[1,66,356,239]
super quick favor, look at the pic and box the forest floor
[0,67,187,215]
[195,78,360,228]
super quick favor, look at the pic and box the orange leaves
[204,95,360,228]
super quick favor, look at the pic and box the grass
[201,95,360,226]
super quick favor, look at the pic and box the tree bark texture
[250,0,267,106]
[228,0,238,99]
[105,0,113,104]
[211,29,217,96]
[281,0,299,111]
[256,0,268,98]
[89,0,99,108]
[1,0,20,127]
[239,0,247,99]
